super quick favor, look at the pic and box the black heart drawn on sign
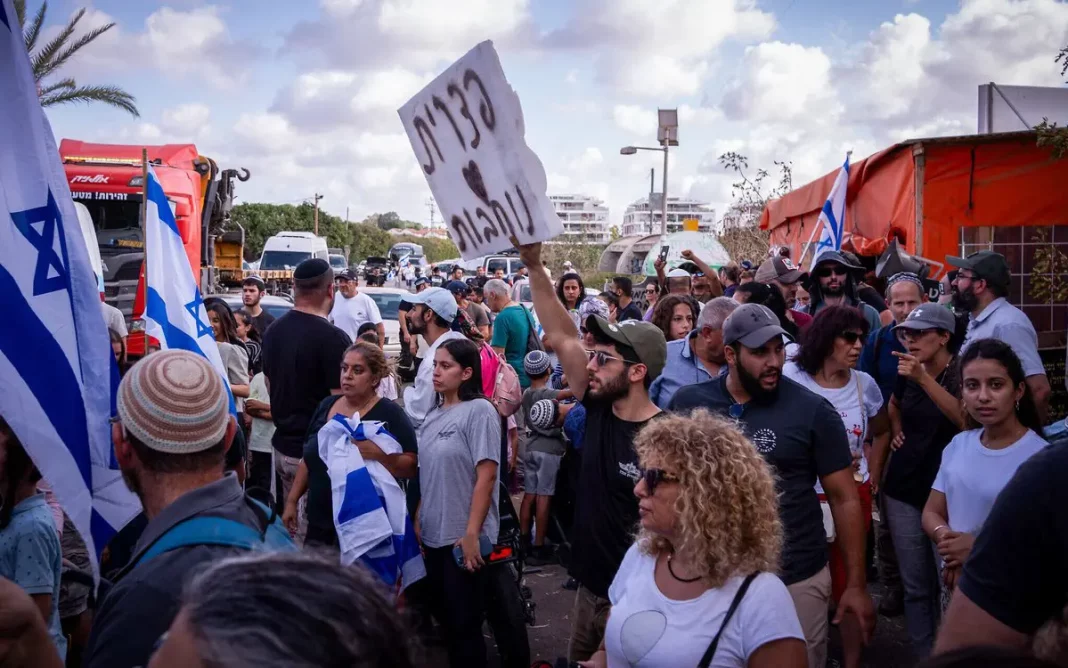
[462,160,491,205]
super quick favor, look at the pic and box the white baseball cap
[404,287,457,322]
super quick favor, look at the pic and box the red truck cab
[59,141,210,356]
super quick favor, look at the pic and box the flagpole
[140,148,149,355]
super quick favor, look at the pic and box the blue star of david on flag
[811,153,851,267]
[10,190,72,297]
[185,294,214,339]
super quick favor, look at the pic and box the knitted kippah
[524,350,551,377]
[117,350,230,454]
[528,399,558,431]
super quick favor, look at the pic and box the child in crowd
[358,328,400,400]
[0,419,66,660]
[245,371,276,505]
[518,351,569,565]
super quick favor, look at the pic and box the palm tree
[15,1,139,116]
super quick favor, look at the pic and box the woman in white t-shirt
[922,338,1048,594]
[782,305,888,668]
[580,411,805,668]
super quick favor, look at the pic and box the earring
[1015,400,1020,412]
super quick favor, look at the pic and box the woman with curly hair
[580,410,806,668]
[650,294,700,342]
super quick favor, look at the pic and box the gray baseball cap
[893,303,957,334]
[723,303,790,348]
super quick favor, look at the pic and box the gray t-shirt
[466,301,491,329]
[522,386,566,456]
[417,398,502,548]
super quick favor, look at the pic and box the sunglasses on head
[815,266,850,279]
[839,331,864,345]
[641,468,679,492]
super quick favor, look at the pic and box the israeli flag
[0,0,140,575]
[399,255,410,268]
[319,415,425,590]
[143,167,235,414]
[812,153,851,266]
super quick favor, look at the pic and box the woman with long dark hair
[783,305,889,668]
[417,338,502,668]
[284,342,418,548]
[0,418,66,659]
[556,273,586,311]
[204,300,250,406]
[650,294,699,342]
[109,328,130,377]
[922,339,1047,598]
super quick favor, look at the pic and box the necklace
[666,553,702,583]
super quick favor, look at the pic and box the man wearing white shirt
[948,251,1051,422]
[329,270,384,345]
[101,299,127,338]
[402,287,463,428]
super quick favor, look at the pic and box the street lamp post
[620,108,678,237]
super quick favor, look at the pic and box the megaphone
[876,239,930,280]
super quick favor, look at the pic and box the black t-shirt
[617,301,644,323]
[883,363,961,509]
[250,309,276,337]
[857,285,888,314]
[959,441,1068,634]
[261,310,352,457]
[303,396,420,535]
[669,374,852,585]
[569,396,659,598]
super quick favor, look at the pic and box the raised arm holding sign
[398,41,563,260]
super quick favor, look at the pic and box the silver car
[358,287,410,357]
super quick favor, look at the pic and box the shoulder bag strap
[697,572,759,668]
[855,372,868,444]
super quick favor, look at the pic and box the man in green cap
[947,250,1050,421]
[517,241,666,663]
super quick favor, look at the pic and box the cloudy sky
[43,0,1068,229]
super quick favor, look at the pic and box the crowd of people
[0,240,1066,668]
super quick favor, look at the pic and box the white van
[259,231,329,270]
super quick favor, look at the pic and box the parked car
[359,287,409,357]
[217,293,294,325]
[328,254,348,272]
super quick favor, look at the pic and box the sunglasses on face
[641,468,679,492]
[896,328,934,343]
[839,331,864,345]
[815,266,850,279]
[586,349,636,368]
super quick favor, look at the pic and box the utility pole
[425,197,436,228]
[312,192,324,235]
[648,168,655,236]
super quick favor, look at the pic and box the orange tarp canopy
[759,131,1068,274]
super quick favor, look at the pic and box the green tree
[15,1,139,116]
[349,223,392,260]
[232,202,380,261]
[1036,46,1068,158]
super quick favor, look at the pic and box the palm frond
[13,0,26,28]
[30,6,82,81]
[36,20,115,81]
[37,77,75,97]
[39,84,139,117]
[23,2,47,53]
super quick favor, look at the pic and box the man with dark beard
[803,250,881,333]
[947,250,1050,421]
[516,241,666,663]
[85,350,292,668]
[670,303,873,668]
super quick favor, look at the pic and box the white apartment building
[550,194,611,244]
[621,196,716,237]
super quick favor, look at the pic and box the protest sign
[398,41,562,260]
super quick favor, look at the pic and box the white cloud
[161,104,211,135]
[548,0,776,97]
[722,42,841,124]
[139,7,258,88]
[612,105,658,135]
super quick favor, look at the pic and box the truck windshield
[329,255,347,270]
[260,250,311,270]
[366,292,402,319]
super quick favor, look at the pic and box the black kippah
[294,258,330,280]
